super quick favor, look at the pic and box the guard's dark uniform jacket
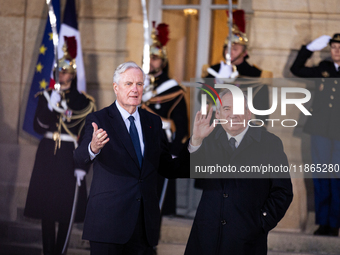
[24,84,95,222]
[142,71,189,215]
[290,45,340,140]
[143,71,188,155]
[205,60,270,124]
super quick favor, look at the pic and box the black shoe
[329,227,339,236]
[314,225,330,236]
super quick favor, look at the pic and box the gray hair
[216,88,248,111]
[113,61,146,84]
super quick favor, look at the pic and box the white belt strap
[142,79,178,102]
[44,131,78,148]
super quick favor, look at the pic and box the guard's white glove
[218,61,233,78]
[306,35,331,52]
[48,90,61,111]
[74,169,86,186]
[213,61,239,84]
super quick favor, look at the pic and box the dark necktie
[229,137,236,152]
[128,116,143,167]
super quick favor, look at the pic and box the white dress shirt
[89,101,144,159]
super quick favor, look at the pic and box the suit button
[335,80,338,84]
[329,103,333,108]
[330,95,334,100]
[137,198,141,202]
[223,193,228,198]
[263,211,267,216]
[221,220,226,225]
[332,87,336,92]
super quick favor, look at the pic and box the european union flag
[23,0,60,138]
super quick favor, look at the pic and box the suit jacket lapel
[139,108,153,173]
[232,127,261,159]
[108,103,141,169]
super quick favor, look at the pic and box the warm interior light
[183,9,198,16]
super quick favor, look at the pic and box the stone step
[268,231,340,255]
[0,242,326,255]
[2,216,340,255]
[0,220,43,244]
[268,252,321,255]
[156,242,321,255]
[0,242,90,255]
[0,220,89,250]
[160,216,340,255]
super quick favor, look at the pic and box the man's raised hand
[191,107,215,146]
[90,122,109,154]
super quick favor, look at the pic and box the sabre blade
[226,0,233,66]
[46,0,60,91]
[141,0,150,75]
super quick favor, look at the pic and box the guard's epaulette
[34,91,43,98]
[34,87,52,98]
[81,91,96,103]
[252,64,263,71]
[260,70,273,78]
[248,64,273,78]
[201,64,209,78]
[178,84,187,92]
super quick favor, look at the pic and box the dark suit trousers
[90,203,153,255]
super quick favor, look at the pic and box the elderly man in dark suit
[185,89,293,255]
[74,61,188,255]
[291,33,340,236]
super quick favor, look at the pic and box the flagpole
[226,0,233,66]
[46,0,60,91]
[141,0,150,75]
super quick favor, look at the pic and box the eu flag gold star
[49,33,53,41]
[36,63,43,73]
[39,45,47,55]
[39,79,48,89]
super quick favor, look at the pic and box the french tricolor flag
[50,0,86,92]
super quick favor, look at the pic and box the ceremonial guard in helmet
[202,10,272,125]
[24,36,96,254]
[141,22,189,216]
[291,34,340,236]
